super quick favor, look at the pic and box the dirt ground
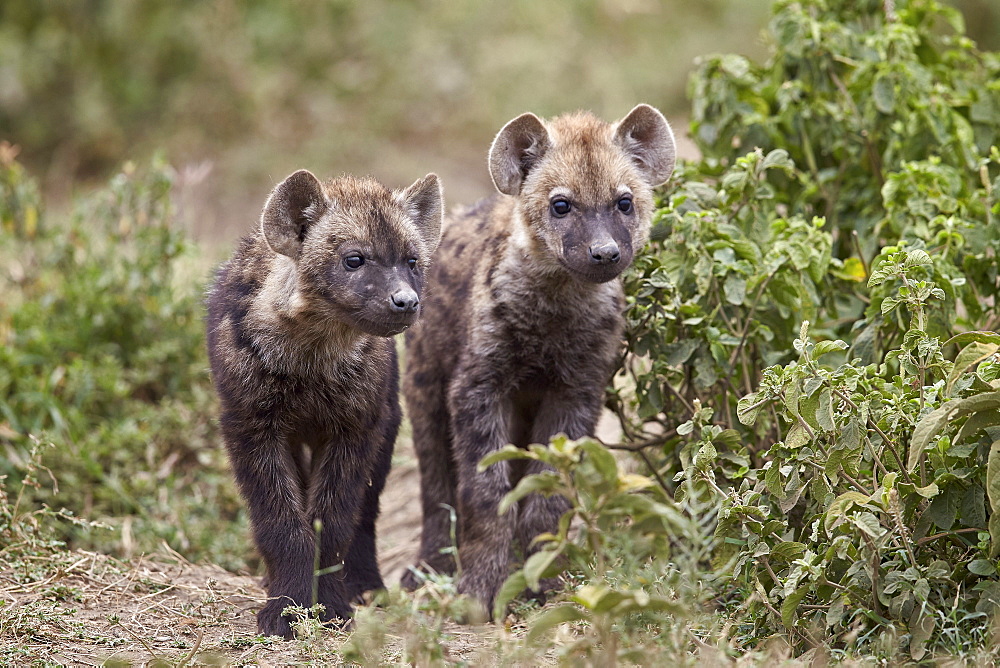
[0,434,462,666]
[0,411,629,665]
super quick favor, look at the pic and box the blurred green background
[3,0,997,239]
[2,0,770,238]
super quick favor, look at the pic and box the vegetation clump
[491,0,1000,662]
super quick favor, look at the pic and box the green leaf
[873,74,895,114]
[522,548,562,591]
[826,597,845,629]
[945,331,1000,348]
[479,444,532,471]
[737,392,764,426]
[769,541,806,563]
[838,417,861,452]
[572,585,628,613]
[781,584,810,627]
[762,148,793,171]
[880,295,900,315]
[812,340,848,358]
[785,422,809,449]
[498,472,560,515]
[946,341,999,395]
[960,483,986,528]
[909,406,953,471]
[816,388,835,432]
[909,610,935,662]
[580,439,618,482]
[987,441,1000,515]
[850,512,883,538]
[724,274,747,305]
[524,604,590,644]
[990,511,1000,559]
[784,378,801,418]
[924,492,957,531]
[493,570,528,621]
[968,559,996,576]
[956,410,1000,445]
[903,249,932,269]
[824,491,871,534]
[765,460,784,498]
[664,339,699,366]
[908,391,1000,471]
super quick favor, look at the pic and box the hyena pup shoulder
[402,104,676,616]
[206,169,443,638]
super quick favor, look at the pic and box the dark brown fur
[206,170,442,638]
[401,105,676,616]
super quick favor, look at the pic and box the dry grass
[1,546,269,666]
[0,545,536,666]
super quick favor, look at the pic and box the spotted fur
[401,105,676,617]
[207,170,442,638]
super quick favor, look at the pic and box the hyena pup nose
[390,289,420,314]
[589,241,621,265]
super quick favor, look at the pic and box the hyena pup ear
[261,169,327,259]
[488,112,551,196]
[614,104,676,187]
[397,173,444,252]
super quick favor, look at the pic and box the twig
[831,387,914,485]
[112,618,163,663]
[634,449,673,498]
[728,272,776,368]
[600,431,677,498]
[851,230,870,279]
[916,527,984,546]
[177,628,205,668]
[662,379,695,414]
[603,428,677,452]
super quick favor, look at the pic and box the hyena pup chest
[482,292,625,385]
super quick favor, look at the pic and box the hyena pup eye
[550,198,572,217]
[407,258,418,270]
[343,254,365,270]
[616,196,633,214]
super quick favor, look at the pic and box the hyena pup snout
[388,283,419,314]
[558,208,634,282]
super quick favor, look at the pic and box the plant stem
[728,272,776,368]
[916,527,984,546]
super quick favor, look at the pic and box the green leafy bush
[495,0,1000,661]
[0,154,245,568]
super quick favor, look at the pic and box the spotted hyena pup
[401,105,676,615]
[206,170,442,638]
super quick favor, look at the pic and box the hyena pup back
[402,104,675,616]
[207,169,442,638]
